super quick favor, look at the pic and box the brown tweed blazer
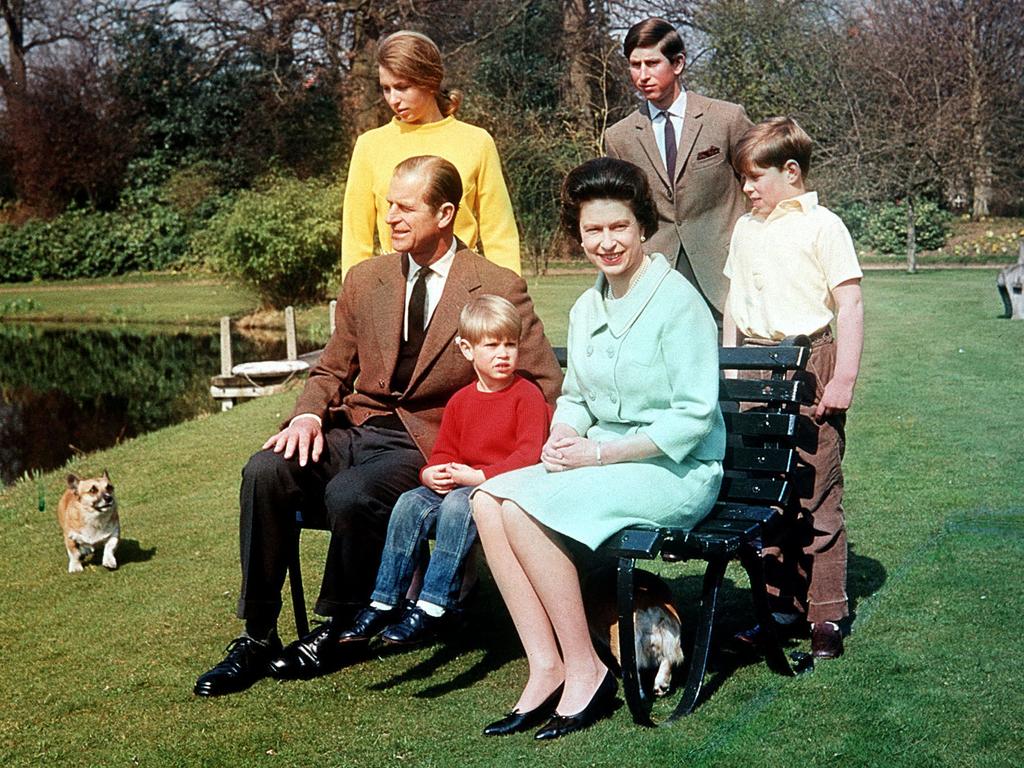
[604,91,752,313]
[289,246,563,458]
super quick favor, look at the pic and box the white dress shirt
[650,89,687,172]
[403,238,457,341]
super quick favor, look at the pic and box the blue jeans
[371,485,477,610]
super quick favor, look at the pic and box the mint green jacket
[554,254,726,464]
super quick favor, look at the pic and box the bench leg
[616,557,655,727]
[289,531,310,639]
[668,555,728,721]
[739,542,795,677]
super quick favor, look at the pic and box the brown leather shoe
[811,622,844,659]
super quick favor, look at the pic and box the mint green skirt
[474,454,722,550]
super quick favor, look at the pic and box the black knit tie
[407,266,430,352]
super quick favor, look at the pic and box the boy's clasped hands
[421,463,486,494]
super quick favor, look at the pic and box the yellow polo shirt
[341,116,520,278]
[724,192,862,340]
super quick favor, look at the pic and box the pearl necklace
[605,256,651,300]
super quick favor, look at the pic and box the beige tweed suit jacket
[604,91,752,313]
[290,246,563,458]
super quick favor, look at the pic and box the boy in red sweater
[337,295,550,647]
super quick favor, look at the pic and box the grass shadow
[846,543,887,628]
[367,580,524,699]
[115,538,157,566]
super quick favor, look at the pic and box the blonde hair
[376,30,463,117]
[733,116,813,178]
[458,294,521,345]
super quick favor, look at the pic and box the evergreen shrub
[0,205,190,282]
[833,198,952,254]
[194,173,341,308]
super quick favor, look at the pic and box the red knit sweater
[423,375,550,481]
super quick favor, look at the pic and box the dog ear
[66,474,79,491]
[102,469,111,482]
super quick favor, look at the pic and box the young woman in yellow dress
[341,30,520,278]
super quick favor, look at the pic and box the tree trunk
[971,131,993,218]
[560,0,592,133]
[343,9,384,136]
[1,0,27,99]
[905,196,917,273]
[2,0,33,205]
[965,5,992,219]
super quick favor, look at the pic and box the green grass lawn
[1,269,1021,767]
[0,272,259,327]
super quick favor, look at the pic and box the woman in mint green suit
[471,158,725,740]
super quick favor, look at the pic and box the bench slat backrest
[718,342,810,371]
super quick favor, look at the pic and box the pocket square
[696,146,721,161]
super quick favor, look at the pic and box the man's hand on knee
[263,416,324,466]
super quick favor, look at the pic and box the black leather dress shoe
[380,605,445,646]
[268,621,345,680]
[194,634,282,697]
[483,684,563,737]
[534,670,618,741]
[733,618,808,647]
[336,605,396,644]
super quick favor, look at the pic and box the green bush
[831,200,871,243]
[833,198,952,255]
[194,173,341,308]
[0,203,191,283]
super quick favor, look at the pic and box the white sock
[415,599,445,618]
[370,600,393,611]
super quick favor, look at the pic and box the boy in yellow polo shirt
[723,116,864,659]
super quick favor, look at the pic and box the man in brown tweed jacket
[194,155,562,697]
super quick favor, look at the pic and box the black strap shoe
[337,605,396,644]
[483,684,564,736]
[268,621,346,680]
[379,605,445,646]
[194,634,282,697]
[534,670,618,741]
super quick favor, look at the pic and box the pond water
[0,323,318,486]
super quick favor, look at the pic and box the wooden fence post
[219,317,232,376]
[285,306,297,361]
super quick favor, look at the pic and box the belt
[743,326,833,347]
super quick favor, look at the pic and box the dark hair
[393,155,463,214]
[560,158,659,243]
[732,116,813,178]
[377,30,463,116]
[623,17,685,62]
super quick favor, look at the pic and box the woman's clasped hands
[540,425,601,472]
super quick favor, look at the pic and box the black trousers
[236,424,424,624]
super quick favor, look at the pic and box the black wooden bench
[287,336,812,725]
[587,336,813,726]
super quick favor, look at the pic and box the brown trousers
[742,331,848,625]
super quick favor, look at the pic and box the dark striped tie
[661,110,677,179]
